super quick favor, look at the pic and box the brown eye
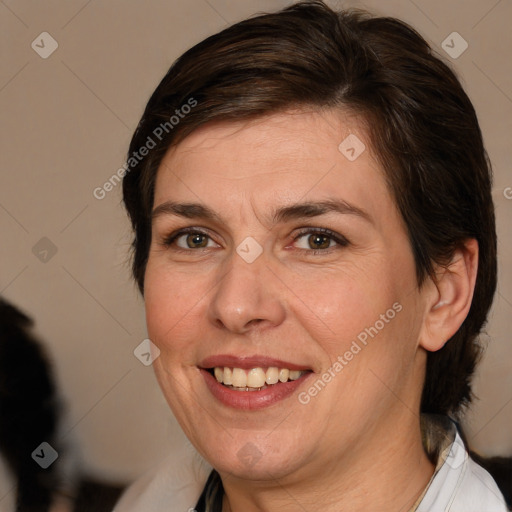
[163,228,218,250]
[307,233,332,250]
[293,228,349,254]
[183,233,209,248]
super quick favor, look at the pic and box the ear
[419,239,479,352]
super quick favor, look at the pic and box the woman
[115,1,509,510]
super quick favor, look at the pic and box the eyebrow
[151,199,372,226]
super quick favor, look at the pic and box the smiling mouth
[206,366,312,391]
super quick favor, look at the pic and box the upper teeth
[213,367,305,388]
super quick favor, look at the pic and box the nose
[208,249,286,334]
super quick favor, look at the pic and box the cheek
[143,262,207,356]
[290,263,399,356]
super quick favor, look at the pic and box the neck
[220,413,435,512]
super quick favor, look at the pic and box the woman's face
[144,109,431,481]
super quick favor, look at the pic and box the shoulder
[451,455,509,511]
[418,429,508,512]
[113,445,211,512]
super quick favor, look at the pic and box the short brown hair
[122,0,497,417]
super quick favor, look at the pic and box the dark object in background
[0,297,126,511]
[73,479,125,512]
[0,297,60,511]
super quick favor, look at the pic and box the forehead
[153,109,393,225]
[164,109,367,170]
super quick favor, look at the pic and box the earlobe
[419,239,479,352]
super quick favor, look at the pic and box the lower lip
[200,369,312,410]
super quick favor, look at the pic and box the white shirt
[114,416,508,512]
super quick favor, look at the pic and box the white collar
[414,416,507,511]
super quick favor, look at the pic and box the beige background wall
[1,0,511,486]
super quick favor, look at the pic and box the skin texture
[144,109,478,512]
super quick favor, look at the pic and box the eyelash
[161,227,349,255]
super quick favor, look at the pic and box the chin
[203,436,305,481]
